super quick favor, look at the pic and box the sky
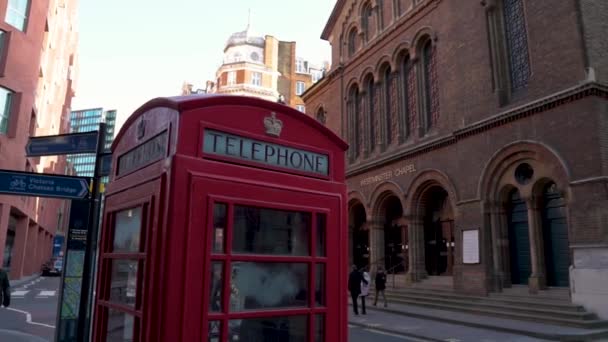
[72,0,337,131]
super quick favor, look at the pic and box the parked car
[42,258,63,276]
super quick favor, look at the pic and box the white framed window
[296,59,307,73]
[6,0,30,31]
[0,87,13,134]
[227,71,236,85]
[296,105,305,113]
[251,72,262,86]
[295,81,306,96]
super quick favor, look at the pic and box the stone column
[405,217,427,284]
[369,219,385,273]
[26,223,39,276]
[525,197,546,293]
[10,217,29,279]
[489,202,504,291]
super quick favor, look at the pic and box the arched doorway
[380,196,407,274]
[507,189,531,285]
[350,203,369,269]
[541,182,570,287]
[422,186,454,276]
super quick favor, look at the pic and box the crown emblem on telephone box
[264,112,283,137]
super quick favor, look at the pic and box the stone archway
[479,142,571,293]
[404,170,459,284]
[349,201,369,269]
[376,195,407,275]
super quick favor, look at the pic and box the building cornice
[346,82,608,178]
[321,0,346,40]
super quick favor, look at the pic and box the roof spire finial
[247,8,251,31]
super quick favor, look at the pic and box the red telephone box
[92,95,348,342]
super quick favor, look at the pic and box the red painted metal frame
[195,179,336,341]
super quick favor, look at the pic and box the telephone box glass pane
[316,214,326,257]
[106,309,134,341]
[228,315,307,342]
[233,205,310,256]
[230,262,308,311]
[208,320,221,342]
[209,261,223,312]
[109,260,138,307]
[114,207,142,252]
[213,203,227,253]
[314,315,325,342]
[315,264,325,307]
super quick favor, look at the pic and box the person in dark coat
[374,266,387,307]
[0,268,10,308]
[348,265,366,315]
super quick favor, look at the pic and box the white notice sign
[462,229,480,264]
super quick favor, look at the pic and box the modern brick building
[0,0,79,280]
[183,24,327,114]
[303,0,608,318]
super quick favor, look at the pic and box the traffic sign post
[26,131,99,157]
[0,170,89,199]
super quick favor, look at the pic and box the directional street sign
[26,131,99,157]
[0,170,90,199]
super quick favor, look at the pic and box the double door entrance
[424,220,455,276]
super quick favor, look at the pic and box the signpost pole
[77,123,106,342]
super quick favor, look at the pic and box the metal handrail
[385,260,407,288]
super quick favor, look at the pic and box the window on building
[296,81,306,96]
[383,66,392,147]
[421,39,439,132]
[0,31,5,57]
[361,3,373,42]
[296,105,305,113]
[296,59,307,73]
[0,87,13,134]
[5,0,30,31]
[251,72,262,86]
[399,56,413,141]
[348,29,357,57]
[347,86,360,162]
[311,70,323,83]
[365,76,376,152]
[227,71,236,85]
[503,0,530,91]
[316,107,326,125]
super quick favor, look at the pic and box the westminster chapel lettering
[203,129,329,177]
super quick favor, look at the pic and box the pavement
[348,301,608,342]
[0,275,60,342]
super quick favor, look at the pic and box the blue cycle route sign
[25,131,99,157]
[0,170,90,199]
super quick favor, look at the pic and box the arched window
[399,55,413,141]
[316,107,326,125]
[361,3,373,42]
[383,66,393,147]
[347,86,360,161]
[365,76,376,152]
[503,0,530,91]
[421,39,439,132]
[348,29,357,57]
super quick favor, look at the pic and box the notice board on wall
[462,229,480,264]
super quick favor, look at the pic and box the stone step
[375,296,608,328]
[379,287,583,311]
[383,292,595,320]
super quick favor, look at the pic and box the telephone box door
[183,176,340,342]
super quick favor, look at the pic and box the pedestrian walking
[359,267,370,314]
[0,268,10,308]
[374,266,387,307]
[348,265,366,315]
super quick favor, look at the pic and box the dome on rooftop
[225,26,265,51]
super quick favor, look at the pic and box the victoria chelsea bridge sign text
[203,129,329,177]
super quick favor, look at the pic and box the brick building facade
[303,0,608,318]
[0,0,78,280]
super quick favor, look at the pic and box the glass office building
[67,108,117,180]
